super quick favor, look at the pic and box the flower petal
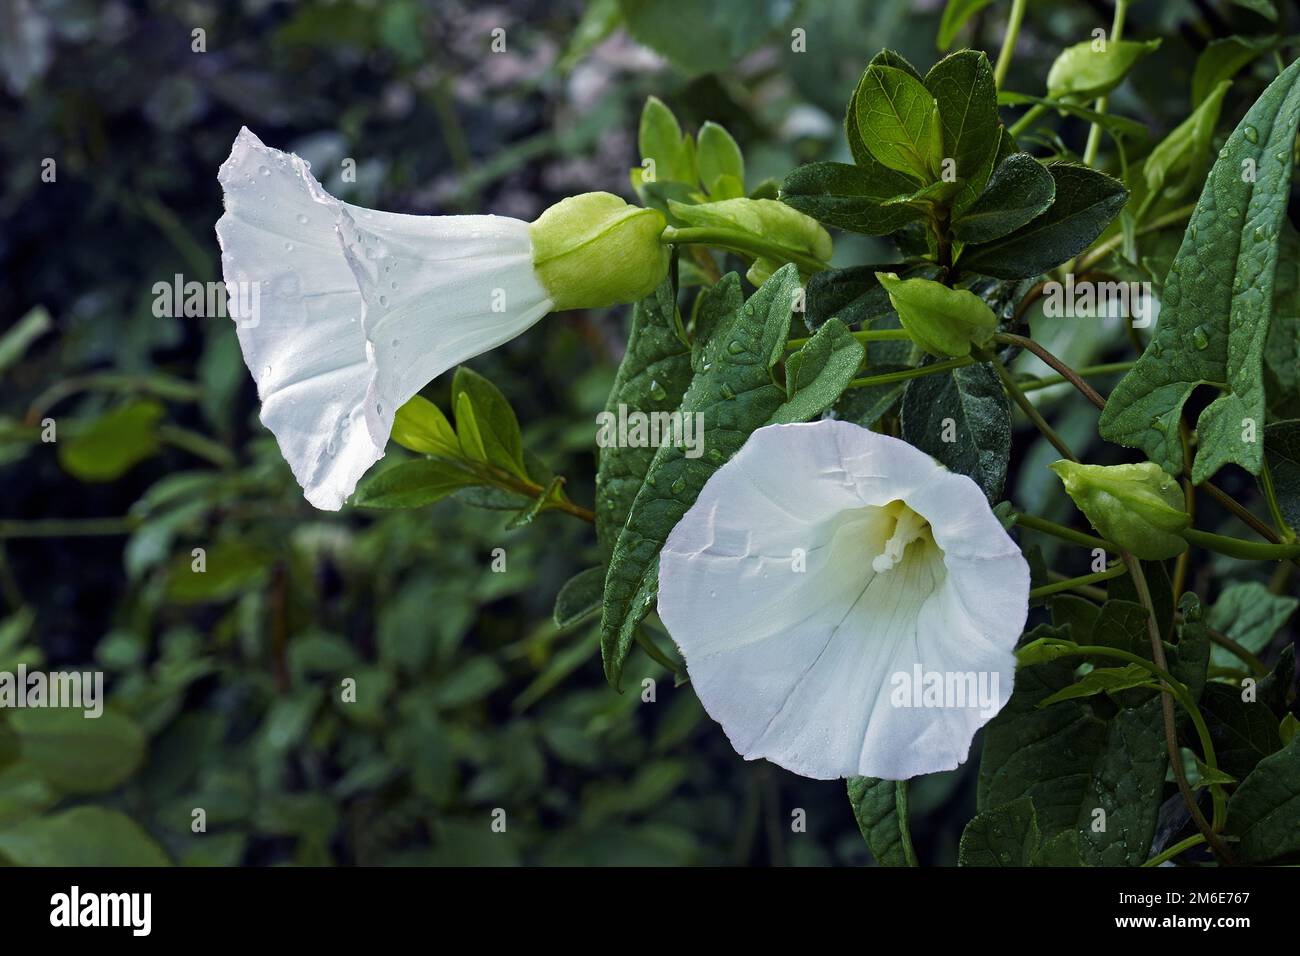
[215,128,552,509]
[657,419,1029,780]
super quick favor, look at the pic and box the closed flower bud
[1048,460,1190,560]
[875,272,998,357]
[530,193,669,311]
[667,197,832,284]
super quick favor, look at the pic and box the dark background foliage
[0,0,1292,865]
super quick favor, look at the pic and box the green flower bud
[530,192,669,311]
[1048,460,1191,560]
[875,272,997,357]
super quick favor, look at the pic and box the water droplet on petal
[258,165,270,176]
[296,213,308,225]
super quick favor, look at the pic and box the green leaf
[978,647,1168,865]
[924,49,1000,213]
[559,0,622,72]
[553,566,606,629]
[0,306,51,375]
[779,161,924,236]
[1143,80,1231,200]
[855,65,943,180]
[1264,420,1300,531]
[1264,223,1300,419]
[165,540,273,604]
[1198,682,1282,780]
[697,121,744,198]
[959,797,1040,866]
[877,273,997,356]
[353,458,481,509]
[0,764,57,828]
[1046,39,1161,100]
[1260,644,1295,716]
[618,0,794,77]
[391,394,460,458]
[937,0,995,51]
[594,275,694,553]
[847,777,911,866]
[1037,664,1155,707]
[1192,36,1271,108]
[959,164,1128,279]
[1226,0,1277,21]
[600,266,862,685]
[1100,60,1300,482]
[1226,732,1300,862]
[452,366,527,479]
[783,318,864,416]
[8,707,145,793]
[1207,581,1297,669]
[0,806,170,866]
[954,153,1057,244]
[901,359,1010,500]
[58,399,163,482]
[637,95,696,185]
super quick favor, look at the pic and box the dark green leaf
[954,153,1056,244]
[1197,682,1282,780]
[594,276,694,552]
[1100,60,1300,482]
[353,458,481,509]
[1227,732,1300,863]
[0,806,170,866]
[959,797,1040,866]
[1192,36,1273,107]
[1264,420,1300,530]
[901,359,1010,500]
[924,49,1000,213]
[618,0,795,76]
[780,162,923,236]
[8,707,145,793]
[553,566,606,630]
[960,164,1128,279]
[1037,664,1155,707]
[846,777,910,866]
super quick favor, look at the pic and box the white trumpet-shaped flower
[216,128,666,509]
[657,420,1030,780]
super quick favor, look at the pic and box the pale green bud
[530,192,669,311]
[1048,460,1191,560]
[875,272,997,357]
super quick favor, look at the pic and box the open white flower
[216,127,666,509]
[657,419,1030,780]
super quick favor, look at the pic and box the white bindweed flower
[216,127,666,509]
[657,419,1030,780]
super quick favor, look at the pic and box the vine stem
[845,356,973,390]
[785,328,912,352]
[1028,563,1126,598]
[979,347,1077,460]
[1180,528,1300,561]
[896,780,919,867]
[0,517,139,539]
[1077,203,1197,272]
[1014,512,1113,551]
[1082,0,1129,167]
[660,227,830,275]
[1142,833,1207,867]
[1119,552,1234,864]
[1017,361,1134,393]
[994,333,1107,410]
[994,0,1028,89]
